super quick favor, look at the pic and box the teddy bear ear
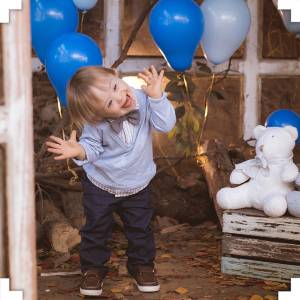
[284,126,298,141]
[253,125,266,140]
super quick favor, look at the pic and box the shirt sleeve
[147,92,176,133]
[72,124,104,166]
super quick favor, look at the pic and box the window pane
[82,1,105,56]
[31,2,105,58]
[262,0,300,59]
[123,0,243,58]
[261,77,300,159]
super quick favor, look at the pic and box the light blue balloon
[279,10,300,37]
[272,0,300,36]
[201,0,251,65]
[73,0,97,11]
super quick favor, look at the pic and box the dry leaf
[111,288,123,293]
[250,295,264,300]
[175,287,189,295]
[160,253,173,259]
[264,296,276,300]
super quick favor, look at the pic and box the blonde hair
[67,66,118,128]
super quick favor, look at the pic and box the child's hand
[46,130,85,160]
[138,65,164,99]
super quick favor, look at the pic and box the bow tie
[109,109,140,133]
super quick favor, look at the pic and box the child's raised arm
[46,130,86,160]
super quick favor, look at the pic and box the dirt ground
[38,220,287,300]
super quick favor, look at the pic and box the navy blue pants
[80,173,156,273]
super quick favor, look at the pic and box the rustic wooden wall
[122,0,244,58]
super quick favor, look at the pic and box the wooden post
[2,1,37,299]
[0,146,7,277]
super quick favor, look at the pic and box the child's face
[92,75,137,119]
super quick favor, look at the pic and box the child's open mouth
[122,94,132,108]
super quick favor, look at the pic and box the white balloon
[272,0,300,36]
[73,0,98,11]
[201,0,251,65]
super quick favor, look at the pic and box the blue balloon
[73,0,98,11]
[265,109,300,144]
[45,33,103,107]
[149,0,204,72]
[31,0,79,64]
[201,0,251,65]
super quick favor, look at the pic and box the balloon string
[197,72,215,146]
[56,97,79,184]
[182,73,192,109]
[80,11,87,33]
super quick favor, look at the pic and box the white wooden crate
[221,209,300,283]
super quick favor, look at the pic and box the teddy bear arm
[230,169,249,185]
[281,162,299,183]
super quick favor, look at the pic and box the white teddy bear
[217,125,299,217]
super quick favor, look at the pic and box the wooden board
[223,209,300,241]
[0,145,7,276]
[222,256,300,283]
[222,234,300,264]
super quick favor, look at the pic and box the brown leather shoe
[80,269,105,297]
[129,265,160,293]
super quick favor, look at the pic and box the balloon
[265,109,300,144]
[149,0,204,72]
[45,33,103,107]
[73,0,98,11]
[272,0,300,37]
[201,0,251,65]
[31,0,79,64]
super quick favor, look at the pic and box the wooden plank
[0,106,8,143]
[223,209,300,241]
[2,3,37,300]
[103,0,122,67]
[0,145,7,277]
[222,234,300,264]
[222,256,300,283]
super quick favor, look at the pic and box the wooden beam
[0,146,7,277]
[2,1,37,299]
[103,0,123,67]
[0,106,7,143]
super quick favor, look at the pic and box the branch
[111,0,159,68]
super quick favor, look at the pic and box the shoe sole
[80,287,103,297]
[135,281,160,293]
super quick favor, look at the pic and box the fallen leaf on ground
[250,295,263,300]
[175,287,189,295]
[111,288,122,293]
[160,253,173,259]
[264,296,276,300]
